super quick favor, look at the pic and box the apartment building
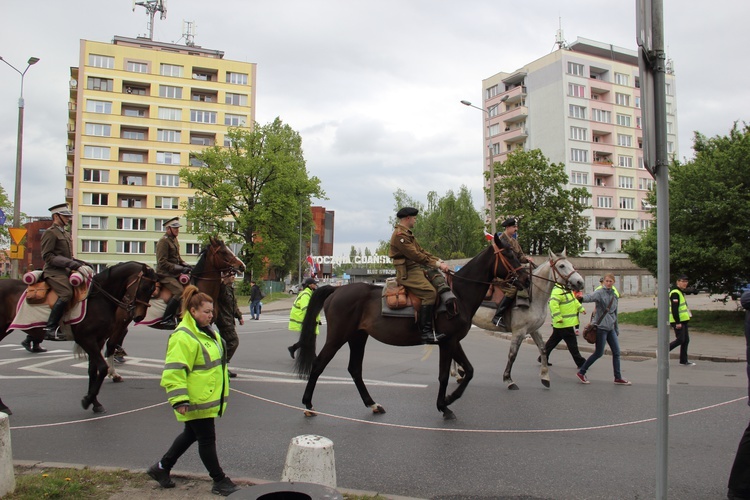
[66,36,256,270]
[480,37,677,255]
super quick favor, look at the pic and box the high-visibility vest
[549,284,585,328]
[669,288,690,323]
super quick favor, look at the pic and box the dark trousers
[215,322,239,362]
[544,326,586,368]
[160,417,225,481]
[729,419,750,499]
[669,322,690,364]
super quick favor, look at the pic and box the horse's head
[492,233,530,288]
[209,236,246,274]
[547,249,584,291]
[132,264,159,322]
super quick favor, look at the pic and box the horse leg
[81,348,109,413]
[528,329,551,388]
[104,326,128,383]
[301,342,344,417]
[345,335,384,414]
[444,343,473,412]
[503,330,527,390]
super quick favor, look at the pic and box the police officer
[388,207,455,344]
[669,274,695,366]
[492,217,532,328]
[156,217,191,328]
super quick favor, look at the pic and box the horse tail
[294,285,337,379]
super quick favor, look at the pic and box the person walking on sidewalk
[728,289,750,499]
[539,283,587,368]
[575,274,631,386]
[669,274,695,366]
[147,285,240,496]
[287,277,320,358]
[249,280,263,320]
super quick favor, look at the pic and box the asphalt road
[2,310,747,499]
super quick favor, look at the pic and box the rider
[492,217,532,329]
[156,217,191,329]
[388,207,456,344]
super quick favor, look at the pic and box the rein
[89,270,154,314]
[529,256,579,292]
[190,244,241,283]
[447,243,525,288]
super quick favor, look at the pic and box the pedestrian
[727,289,750,500]
[147,284,240,496]
[155,217,192,329]
[287,277,320,358]
[669,274,695,366]
[538,283,587,368]
[249,280,263,320]
[215,273,244,378]
[575,273,631,386]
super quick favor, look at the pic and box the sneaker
[147,463,175,488]
[228,370,237,378]
[212,476,240,496]
[287,345,296,359]
[576,372,590,384]
[680,362,696,366]
[614,378,632,385]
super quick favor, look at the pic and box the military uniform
[492,217,531,328]
[156,217,190,327]
[41,221,75,302]
[214,277,242,363]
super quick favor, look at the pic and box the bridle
[191,243,244,283]
[89,268,156,315]
[529,255,579,292]
[447,242,527,288]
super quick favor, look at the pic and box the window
[81,216,107,229]
[570,171,588,185]
[121,151,146,163]
[618,156,633,168]
[667,122,674,134]
[224,113,245,126]
[488,104,498,117]
[567,62,585,76]
[570,148,588,163]
[591,109,611,123]
[668,141,675,154]
[122,105,148,118]
[189,154,207,167]
[568,83,585,98]
[156,174,180,187]
[83,192,108,206]
[615,73,630,86]
[157,129,181,142]
[156,196,179,209]
[156,152,181,165]
[570,126,587,141]
[619,197,635,210]
[121,174,144,186]
[117,218,147,230]
[85,123,111,137]
[620,218,636,231]
[158,107,181,121]
[569,104,586,119]
[86,99,112,114]
[617,134,633,147]
[89,54,114,69]
[616,114,632,127]
[191,91,216,103]
[87,77,113,92]
[126,61,148,73]
[83,146,111,160]
[192,70,215,81]
[225,93,248,106]
[615,93,630,106]
[190,133,215,146]
[123,84,147,95]
[117,241,146,254]
[486,85,499,99]
[160,64,184,77]
[226,72,248,85]
[638,156,645,169]
[640,219,652,230]
[665,83,672,96]
[639,177,654,190]
[597,196,613,209]
[224,136,234,148]
[81,240,107,253]
[190,109,217,123]
[635,96,641,109]
[618,176,634,189]
[636,116,642,129]
[185,243,201,255]
[489,123,500,136]
[155,219,169,231]
[121,128,146,140]
[119,196,144,208]
[83,169,109,182]
[159,85,183,99]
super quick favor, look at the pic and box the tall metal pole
[461,100,496,234]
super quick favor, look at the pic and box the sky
[1,0,748,257]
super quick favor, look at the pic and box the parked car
[731,283,750,300]
[286,284,301,294]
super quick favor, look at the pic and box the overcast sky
[1,1,747,256]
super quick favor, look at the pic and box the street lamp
[1,55,40,279]
[461,98,498,234]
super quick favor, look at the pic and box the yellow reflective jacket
[669,288,690,324]
[549,284,585,328]
[288,287,320,334]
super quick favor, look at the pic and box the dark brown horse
[190,236,246,308]
[294,236,527,420]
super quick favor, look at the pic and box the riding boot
[419,305,445,344]
[44,299,68,341]
[161,297,181,329]
[492,296,513,329]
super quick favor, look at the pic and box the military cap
[501,217,518,227]
[164,217,182,228]
[49,203,73,216]
[396,207,419,218]
[303,277,319,286]
[677,274,689,281]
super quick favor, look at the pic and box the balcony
[499,125,527,144]
[65,188,73,200]
[66,145,75,157]
[65,166,74,177]
[502,105,528,124]
[67,123,75,138]
[68,101,77,116]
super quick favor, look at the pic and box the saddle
[22,270,89,307]
[380,278,461,319]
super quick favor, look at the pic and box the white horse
[472,249,584,390]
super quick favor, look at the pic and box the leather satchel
[582,295,616,344]
[26,282,50,305]
[384,283,408,309]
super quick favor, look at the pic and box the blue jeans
[578,327,622,379]
[250,300,261,318]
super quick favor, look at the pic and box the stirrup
[493,316,506,328]
[421,331,446,344]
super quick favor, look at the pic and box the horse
[0,261,158,413]
[293,236,528,420]
[472,249,584,390]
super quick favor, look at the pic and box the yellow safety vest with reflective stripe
[549,284,585,328]
[288,287,320,334]
[161,313,228,422]
[668,288,690,323]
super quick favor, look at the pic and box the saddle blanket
[8,290,86,332]
[380,298,452,319]
[135,298,167,327]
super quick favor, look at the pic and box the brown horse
[294,236,528,420]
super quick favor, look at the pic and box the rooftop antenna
[183,20,197,47]
[552,17,568,51]
[132,0,167,40]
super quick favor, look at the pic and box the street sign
[9,244,25,259]
[0,209,6,225]
[9,228,27,244]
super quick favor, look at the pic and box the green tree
[624,123,750,294]
[0,183,11,243]
[180,119,324,282]
[492,149,590,255]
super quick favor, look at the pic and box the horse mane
[192,247,209,277]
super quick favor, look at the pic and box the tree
[624,123,750,295]
[492,149,590,255]
[180,119,324,282]
[0,183,11,244]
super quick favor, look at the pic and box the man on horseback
[492,217,532,329]
[388,207,456,344]
[156,217,191,329]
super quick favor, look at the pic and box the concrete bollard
[281,434,336,488]
[0,412,15,497]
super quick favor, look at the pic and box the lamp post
[461,99,497,234]
[1,55,40,279]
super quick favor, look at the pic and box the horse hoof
[542,379,550,388]
[455,377,463,384]
[371,404,386,414]
[303,408,317,417]
[443,409,456,420]
[112,375,123,383]
[81,396,92,410]
[507,383,519,390]
[93,405,106,414]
